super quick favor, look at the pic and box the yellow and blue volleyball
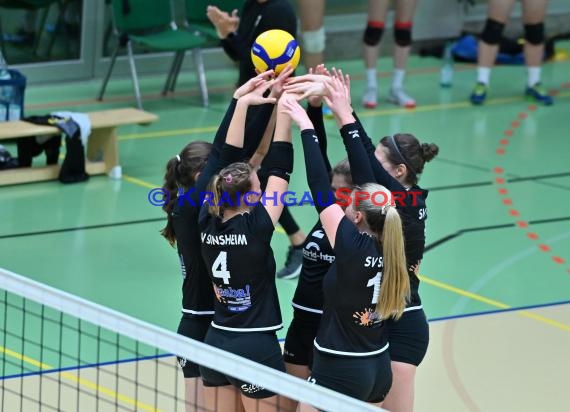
[251,29,301,75]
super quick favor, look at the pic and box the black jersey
[173,199,215,315]
[314,217,389,357]
[397,187,427,309]
[199,203,282,332]
[291,221,335,314]
[344,120,428,309]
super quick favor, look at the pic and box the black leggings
[279,205,300,235]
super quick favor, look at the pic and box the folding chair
[96,0,209,109]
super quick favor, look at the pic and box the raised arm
[324,74,376,186]
[194,72,276,195]
[350,110,406,192]
[261,94,294,225]
[306,65,332,176]
[280,94,344,248]
[246,65,295,166]
[248,107,276,170]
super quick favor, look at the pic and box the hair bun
[421,143,439,162]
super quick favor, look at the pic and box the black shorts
[199,327,286,399]
[176,313,213,378]
[309,349,392,403]
[283,310,321,367]
[385,308,429,366]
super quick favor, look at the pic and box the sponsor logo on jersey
[353,308,381,327]
[303,241,335,263]
[214,284,252,312]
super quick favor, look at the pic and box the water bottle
[0,52,12,121]
[440,42,454,88]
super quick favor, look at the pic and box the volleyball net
[0,267,382,412]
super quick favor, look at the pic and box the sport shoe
[388,87,416,108]
[470,82,488,105]
[276,246,303,279]
[525,83,553,105]
[362,87,378,109]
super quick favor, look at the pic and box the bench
[0,108,158,186]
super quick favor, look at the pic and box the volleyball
[251,29,301,75]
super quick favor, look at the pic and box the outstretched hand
[234,70,275,99]
[322,73,354,126]
[269,65,295,99]
[307,64,331,107]
[279,93,313,130]
[285,73,332,86]
[240,78,277,106]
[330,67,352,107]
[283,67,333,101]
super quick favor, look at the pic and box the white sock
[477,67,491,85]
[366,68,377,89]
[527,67,541,87]
[392,69,405,90]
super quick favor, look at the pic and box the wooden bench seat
[0,108,158,186]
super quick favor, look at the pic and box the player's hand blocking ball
[251,29,301,75]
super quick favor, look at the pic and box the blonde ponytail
[377,206,410,320]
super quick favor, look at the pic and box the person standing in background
[361,0,418,109]
[469,0,553,105]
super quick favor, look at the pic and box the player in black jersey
[281,85,410,406]
[160,70,285,412]
[287,69,439,412]
[198,93,295,412]
[283,66,355,395]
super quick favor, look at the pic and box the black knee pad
[363,24,384,46]
[394,24,411,47]
[524,22,544,45]
[480,18,505,45]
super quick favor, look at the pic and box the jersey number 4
[212,251,231,284]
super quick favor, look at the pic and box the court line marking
[0,218,165,240]
[122,174,159,189]
[115,91,570,142]
[429,299,570,323]
[0,346,160,412]
[428,171,570,192]
[424,215,570,252]
[1,353,171,381]
[419,274,570,332]
[492,97,570,271]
